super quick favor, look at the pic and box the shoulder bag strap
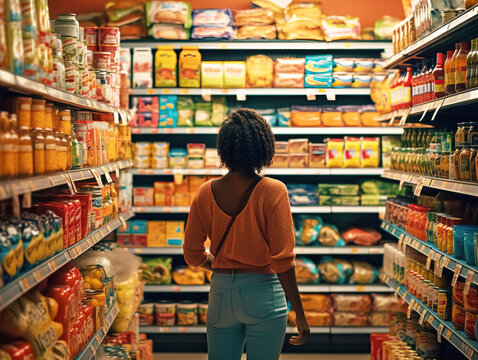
[213,176,263,257]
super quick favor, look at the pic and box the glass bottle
[5,114,19,177]
[0,112,8,178]
[467,39,476,89]
[18,126,34,176]
[445,48,457,95]
[459,145,472,181]
[71,123,82,169]
[455,41,469,93]
[59,110,72,170]
[32,128,45,174]
[453,145,462,180]
[404,67,413,108]
[31,99,46,130]
[433,53,446,98]
[470,145,477,182]
[471,37,478,88]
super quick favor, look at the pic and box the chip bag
[140,257,172,284]
[173,266,206,285]
[318,224,345,247]
[344,137,361,168]
[295,257,319,284]
[361,137,380,168]
[326,138,344,168]
[177,96,195,127]
[317,257,352,284]
[349,261,379,284]
[296,215,323,245]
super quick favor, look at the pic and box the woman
[184,108,309,360]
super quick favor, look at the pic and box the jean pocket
[207,291,222,325]
[239,284,275,319]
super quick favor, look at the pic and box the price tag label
[102,166,113,183]
[414,180,425,196]
[464,271,474,295]
[90,344,96,355]
[434,254,442,275]
[350,247,359,254]
[119,214,127,231]
[399,179,405,191]
[172,285,182,292]
[420,244,426,253]
[236,89,246,102]
[33,270,42,282]
[201,89,212,102]
[325,89,336,101]
[180,88,190,94]
[160,327,170,333]
[437,323,444,343]
[445,330,452,340]
[356,285,366,292]
[96,334,102,343]
[391,228,396,235]
[90,169,104,187]
[146,89,155,94]
[419,310,427,325]
[437,256,446,277]
[48,259,57,272]
[179,327,188,333]
[395,287,400,298]
[452,264,463,287]
[19,277,30,292]
[428,314,434,324]
[419,103,431,122]
[407,299,415,319]
[398,233,405,251]
[431,99,445,121]
[466,346,474,359]
[306,89,317,101]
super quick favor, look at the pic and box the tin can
[82,41,88,68]
[76,40,84,66]
[99,26,120,47]
[65,61,78,94]
[62,36,77,63]
[89,71,97,99]
[176,301,198,326]
[93,52,111,70]
[81,68,89,97]
[84,27,98,45]
[54,13,80,39]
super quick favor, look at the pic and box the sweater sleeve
[183,196,208,268]
[266,190,296,273]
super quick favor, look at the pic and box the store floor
[154,354,369,360]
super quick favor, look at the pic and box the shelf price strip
[381,220,478,286]
[381,273,478,360]
[0,210,134,312]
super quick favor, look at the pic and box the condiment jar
[31,128,45,174]
[459,145,472,181]
[470,145,477,182]
[17,97,32,129]
[469,122,478,146]
[454,145,462,180]
[31,99,46,129]
[18,126,33,176]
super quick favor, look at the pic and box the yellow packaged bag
[173,266,206,285]
[361,137,380,168]
[344,137,361,168]
[179,46,201,88]
[326,138,344,168]
[246,55,273,88]
[224,61,246,88]
[201,61,224,88]
[155,46,177,87]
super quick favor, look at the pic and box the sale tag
[452,264,463,287]
[407,299,415,318]
[356,285,366,292]
[398,233,405,251]
[102,166,113,183]
[464,271,474,295]
[437,323,444,343]
[236,89,246,102]
[90,169,104,187]
[419,310,426,325]
[434,254,442,275]
[67,173,78,193]
[414,180,425,196]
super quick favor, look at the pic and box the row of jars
[390,146,478,182]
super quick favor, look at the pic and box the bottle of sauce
[433,53,446,98]
[16,97,32,130]
[426,59,435,101]
[32,127,45,174]
[43,103,57,173]
[18,126,33,176]
[455,41,469,93]
[467,39,476,89]
[31,99,46,129]
[471,37,478,88]
[445,48,457,95]
[404,67,413,108]
[5,114,19,177]
[459,145,472,181]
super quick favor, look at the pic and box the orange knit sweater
[183,177,296,274]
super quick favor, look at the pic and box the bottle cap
[436,53,444,65]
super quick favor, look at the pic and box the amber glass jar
[32,129,45,174]
[459,145,472,181]
[471,145,478,182]
[18,127,33,176]
[31,99,46,129]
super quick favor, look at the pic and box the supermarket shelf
[121,40,392,51]
[139,325,386,335]
[384,6,478,69]
[0,70,129,120]
[130,88,371,97]
[379,87,478,123]
[132,127,404,136]
[75,302,119,360]
[143,284,392,293]
[0,210,134,311]
[380,273,478,360]
[133,206,385,214]
[381,220,478,286]
[130,168,385,176]
[382,169,478,198]
[0,159,133,201]
[129,246,384,256]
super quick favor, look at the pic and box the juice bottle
[467,39,476,89]
[455,41,469,93]
[445,48,457,95]
[433,53,445,98]
[5,114,19,177]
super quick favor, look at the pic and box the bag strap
[213,176,263,257]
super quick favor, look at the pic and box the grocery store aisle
[154,354,370,360]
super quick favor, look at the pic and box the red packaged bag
[341,228,382,246]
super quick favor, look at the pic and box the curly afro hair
[217,108,275,174]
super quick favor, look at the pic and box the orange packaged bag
[341,106,361,127]
[290,106,321,127]
[361,106,381,127]
[321,106,343,127]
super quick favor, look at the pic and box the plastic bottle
[425,60,434,102]
[455,41,469,93]
[445,48,457,95]
[433,53,445,98]
[403,67,413,108]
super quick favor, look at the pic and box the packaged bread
[179,46,201,88]
[152,142,170,156]
[224,61,246,88]
[177,96,195,127]
[341,106,361,127]
[304,74,332,88]
[321,106,343,127]
[317,257,352,284]
[288,311,333,327]
[369,312,395,326]
[344,137,361,168]
[341,228,382,246]
[349,261,379,284]
[288,138,309,154]
[235,25,277,40]
[201,61,224,88]
[246,55,273,88]
[173,267,205,285]
[155,46,177,87]
[281,2,323,40]
[134,155,151,169]
[289,154,309,168]
[305,55,333,74]
[309,143,326,168]
[134,142,152,156]
[146,1,192,26]
[151,156,168,169]
[273,72,304,88]
[372,294,406,313]
[191,26,235,40]
[150,24,189,40]
[275,141,289,154]
[233,8,275,26]
[290,106,321,127]
[295,257,319,284]
[271,154,289,168]
[277,108,291,126]
[355,59,374,73]
[211,96,228,126]
[322,15,361,42]
[332,294,372,312]
[333,312,368,326]
[334,58,354,72]
[352,73,372,88]
[301,294,333,312]
[318,224,344,247]
[274,58,305,74]
[326,138,344,168]
[192,8,233,27]
[296,215,322,245]
[360,108,380,127]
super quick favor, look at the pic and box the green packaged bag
[177,96,195,127]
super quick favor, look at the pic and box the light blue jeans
[207,272,288,360]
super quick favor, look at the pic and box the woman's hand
[289,312,310,346]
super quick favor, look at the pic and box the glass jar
[57,133,68,172]
[17,97,32,129]
[469,122,478,146]
[463,123,473,145]
[54,14,80,39]
[456,122,466,145]
[31,128,45,174]
[459,145,472,181]
[31,99,45,129]
[434,150,442,177]
[43,128,57,173]
[441,152,450,179]
[454,145,462,180]
[18,127,33,176]
[470,145,477,182]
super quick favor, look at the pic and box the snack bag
[349,261,379,284]
[192,8,233,27]
[201,61,224,88]
[140,257,172,284]
[295,257,319,284]
[246,55,273,88]
[326,138,344,168]
[177,96,195,127]
[296,215,323,245]
[305,55,333,74]
[361,137,380,168]
[179,46,201,88]
[224,61,246,88]
[317,257,352,284]
[194,101,212,126]
[211,96,228,126]
[277,108,291,127]
[155,46,177,87]
[146,1,192,27]
[318,224,344,247]
[344,137,361,168]
[173,266,206,285]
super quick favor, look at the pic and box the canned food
[62,36,77,63]
[177,302,198,326]
[93,52,111,70]
[84,27,98,45]
[76,40,84,66]
[99,26,120,46]
[54,14,80,39]
[64,61,78,94]
[155,301,176,326]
